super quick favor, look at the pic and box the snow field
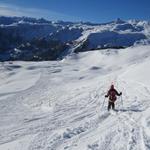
[0,45,150,149]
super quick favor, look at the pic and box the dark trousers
[108,102,115,111]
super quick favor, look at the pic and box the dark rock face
[87,31,146,48]
[74,31,146,53]
[0,39,68,61]
[0,17,69,61]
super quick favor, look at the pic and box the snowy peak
[114,18,126,24]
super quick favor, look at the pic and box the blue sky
[0,0,149,23]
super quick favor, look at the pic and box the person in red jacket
[105,84,122,111]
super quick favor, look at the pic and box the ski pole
[117,97,121,111]
[101,97,106,109]
[121,95,123,109]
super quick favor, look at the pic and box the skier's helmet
[110,84,114,89]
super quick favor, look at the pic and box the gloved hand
[120,92,122,95]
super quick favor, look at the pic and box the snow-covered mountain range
[0,16,150,61]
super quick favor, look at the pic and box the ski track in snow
[1,46,150,149]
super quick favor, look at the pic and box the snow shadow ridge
[116,108,143,112]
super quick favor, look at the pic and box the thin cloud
[0,3,81,21]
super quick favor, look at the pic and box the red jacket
[106,88,121,102]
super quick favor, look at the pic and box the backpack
[109,89,117,101]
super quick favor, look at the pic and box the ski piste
[0,45,150,149]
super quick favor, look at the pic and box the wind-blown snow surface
[1,45,150,150]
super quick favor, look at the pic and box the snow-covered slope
[1,45,150,149]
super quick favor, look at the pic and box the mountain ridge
[0,16,150,61]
